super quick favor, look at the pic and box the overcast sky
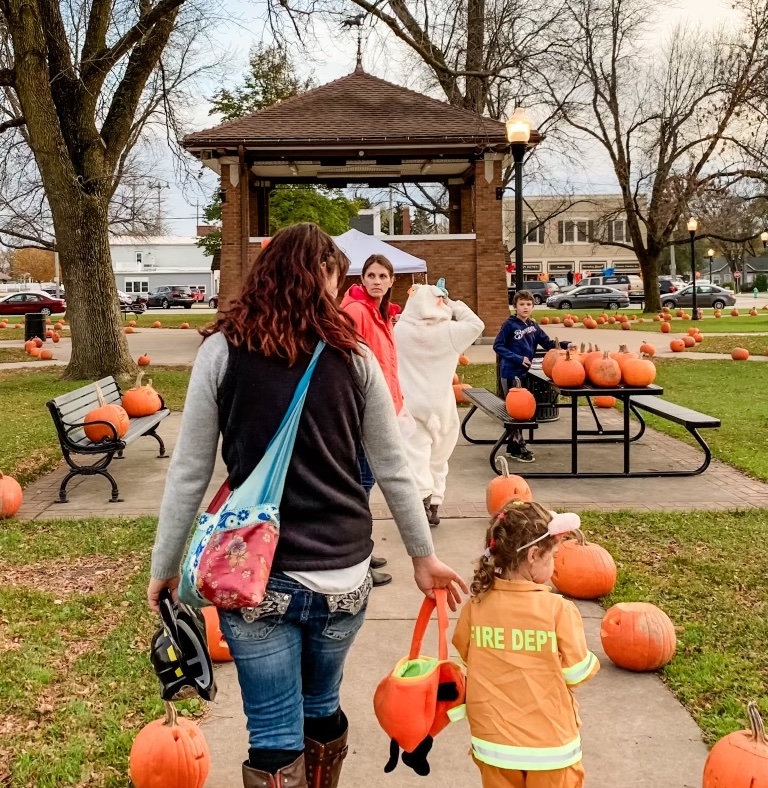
[158,0,741,235]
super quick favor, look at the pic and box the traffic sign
[734,271,742,279]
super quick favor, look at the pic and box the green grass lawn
[556,314,768,334]
[0,368,192,485]
[458,358,768,482]
[123,312,216,330]
[0,347,31,363]
[687,335,768,356]
[0,515,205,787]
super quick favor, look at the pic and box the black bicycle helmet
[149,588,217,702]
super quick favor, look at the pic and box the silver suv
[581,274,644,302]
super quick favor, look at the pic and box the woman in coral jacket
[341,254,403,587]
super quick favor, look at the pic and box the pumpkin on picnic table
[551,529,616,599]
[505,378,537,421]
[84,386,129,442]
[587,351,621,388]
[621,355,657,387]
[551,349,585,388]
[129,700,211,788]
[600,602,676,672]
[486,456,532,515]
[703,702,768,788]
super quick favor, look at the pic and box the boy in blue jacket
[493,290,573,462]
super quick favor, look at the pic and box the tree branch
[0,67,14,86]
[0,115,24,133]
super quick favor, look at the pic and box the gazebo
[183,65,526,335]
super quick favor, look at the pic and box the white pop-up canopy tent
[333,229,427,276]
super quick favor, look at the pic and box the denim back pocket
[322,572,372,641]
[221,589,292,641]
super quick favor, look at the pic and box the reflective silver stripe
[447,704,467,722]
[562,651,598,685]
[471,736,582,771]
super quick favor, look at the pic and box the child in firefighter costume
[394,282,484,525]
[452,501,600,788]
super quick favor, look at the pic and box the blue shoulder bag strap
[227,341,325,510]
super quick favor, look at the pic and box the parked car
[142,286,195,309]
[547,286,630,310]
[580,274,644,302]
[189,286,207,303]
[659,276,686,295]
[208,294,219,309]
[660,284,735,310]
[508,280,560,305]
[0,290,66,316]
[117,290,146,315]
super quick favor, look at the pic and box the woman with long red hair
[146,223,467,788]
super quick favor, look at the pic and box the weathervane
[341,13,366,72]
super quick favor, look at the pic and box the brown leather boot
[242,754,308,788]
[304,713,349,788]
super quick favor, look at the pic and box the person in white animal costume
[394,282,484,526]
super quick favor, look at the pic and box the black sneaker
[509,446,535,463]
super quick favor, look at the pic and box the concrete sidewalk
[200,517,707,788]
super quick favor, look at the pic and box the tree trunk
[50,193,137,380]
[639,255,662,314]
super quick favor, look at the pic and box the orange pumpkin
[46,329,53,339]
[653,314,661,322]
[84,387,130,442]
[138,354,151,367]
[152,321,162,328]
[24,340,36,353]
[0,472,23,519]
[660,322,671,334]
[551,350,586,388]
[588,352,621,388]
[675,309,684,318]
[129,701,210,788]
[550,316,560,324]
[637,318,645,324]
[596,316,606,325]
[51,332,60,343]
[600,602,676,671]
[621,355,657,387]
[180,322,191,330]
[33,337,42,348]
[610,345,636,373]
[682,335,696,348]
[125,326,135,334]
[620,321,630,330]
[693,333,703,343]
[731,309,740,317]
[486,456,532,515]
[714,309,722,318]
[128,320,137,327]
[551,530,617,599]
[453,383,471,403]
[539,316,549,325]
[732,347,750,361]
[458,354,470,366]
[606,316,616,324]
[542,342,566,378]
[201,607,233,662]
[670,339,685,352]
[122,372,163,418]
[505,378,537,421]
[54,321,64,330]
[639,342,655,357]
[452,373,459,385]
[563,318,574,328]
[39,349,54,361]
[0,320,6,328]
[662,313,673,321]
[687,327,699,337]
[583,345,603,376]
[583,317,597,329]
[682,312,691,320]
[703,702,768,788]
[28,347,41,358]
[594,396,616,408]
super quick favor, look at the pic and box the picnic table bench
[47,376,170,503]
[462,367,720,478]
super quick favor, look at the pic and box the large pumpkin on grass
[661,322,671,333]
[703,702,768,788]
[122,372,164,418]
[129,701,210,788]
[0,472,23,519]
[600,602,676,671]
[486,456,532,515]
[84,386,129,442]
[594,396,616,408]
[732,347,750,361]
[551,530,616,599]
[670,339,686,352]
[639,342,655,357]
[505,378,537,421]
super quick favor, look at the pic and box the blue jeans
[357,444,376,497]
[218,572,371,750]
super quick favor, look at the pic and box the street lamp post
[506,108,533,294]
[707,248,715,284]
[687,217,699,320]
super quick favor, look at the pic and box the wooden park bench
[47,376,170,503]
[460,388,539,473]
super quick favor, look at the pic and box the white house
[109,234,218,298]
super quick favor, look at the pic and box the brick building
[182,66,538,337]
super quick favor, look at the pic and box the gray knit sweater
[150,332,435,580]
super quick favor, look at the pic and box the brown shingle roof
[184,70,507,147]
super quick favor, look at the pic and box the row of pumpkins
[125,319,191,333]
[486,461,768,786]
[84,372,164,442]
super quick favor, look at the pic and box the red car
[0,291,66,317]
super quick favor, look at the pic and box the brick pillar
[448,185,462,233]
[402,206,411,235]
[473,159,509,337]
[460,184,474,233]
[249,185,270,236]
[219,164,244,310]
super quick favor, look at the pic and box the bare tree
[0,0,217,378]
[538,0,768,312]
